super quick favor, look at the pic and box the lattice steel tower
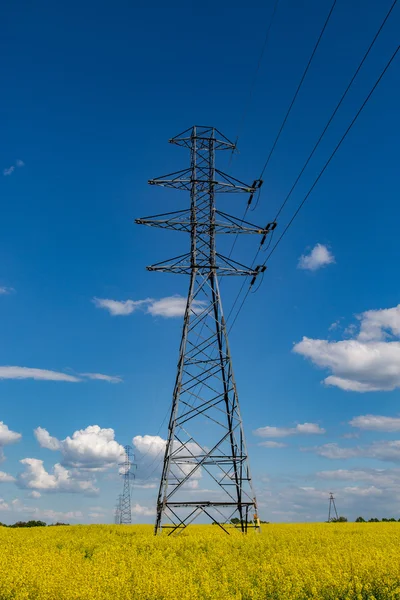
[136,126,275,534]
[328,492,339,522]
[119,445,136,525]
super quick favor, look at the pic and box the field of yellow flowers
[1,523,400,599]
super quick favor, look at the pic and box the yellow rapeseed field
[1,523,400,599]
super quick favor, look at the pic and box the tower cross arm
[135,208,276,236]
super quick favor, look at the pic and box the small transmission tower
[114,494,122,524]
[137,126,275,534]
[119,445,136,524]
[328,492,339,522]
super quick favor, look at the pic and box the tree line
[0,521,70,528]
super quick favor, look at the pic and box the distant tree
[230,518,240,525]
[49,522,70,526]
[10,520,46,528]
[388,518,396,522]
[330,516,348,523]
[355,517,365,522]
[368,518,380,522]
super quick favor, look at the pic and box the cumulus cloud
[298,244,335,271]
[133,435,166,459]
[28,491,41,498]
[35,425,125,470]
[0,471,16,483]
[258,441,287,448]
[0,422,21,446]
[358,305,400,342]
[0,421,21,462]
[133,434,202,484]
[17,459,98,495]
[34,427,61,451]
[253,422,325,438]
[131,503,155,517]
[93,295,204,318]
[349,415,400,432]
[293,304,400,392]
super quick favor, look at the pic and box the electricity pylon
[328,492,339,522]
[114,494,122,524]
[137,126,275,535]
[119,445,136,524]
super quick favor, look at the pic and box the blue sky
[1,0,399,524]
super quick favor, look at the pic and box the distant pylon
[114,494,122,524]
[137,126,276,534]
[119,445,136,524]
[328,492,339,522]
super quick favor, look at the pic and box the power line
[226,0,338,300]
[228,42,400,331]
[258,0,338,181]
[226,1,399,328]
[263,43,399,264]
[273,0,398,223]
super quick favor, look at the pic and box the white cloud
[16,159,25,168]
[0,367,119,384]
[0,422,21,446]
[34,427,61,451]
[0,286,14,295]
[349,415,400,432]
[133,482,157,489]
[133,434,202,482]
[28,491,41,498]
[306,443,360,459]
[132,435,166,459]
[253,422,325,438]
[0,498,10,511]
[88,512,104,519]
[92,297,148,316]
[17,459,98,495]
[147,296,203,318]
[131,503,155,517]
[317,468,400,487]
[307,440,400,463]
[80,373,122,384]
[293,305,400,392]
[298,243,335,271]
[61,426,125,469]
[0,471,15,483]
[3,166,15,176]
[93,295,204,319]
[258,441,287,448]
[358,305,400,342]
[0,367,80,382]
[35,425,125,470]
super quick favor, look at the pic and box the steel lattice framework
[328,492,339,522]
[119,445,136,525]
[137,126,275,535]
